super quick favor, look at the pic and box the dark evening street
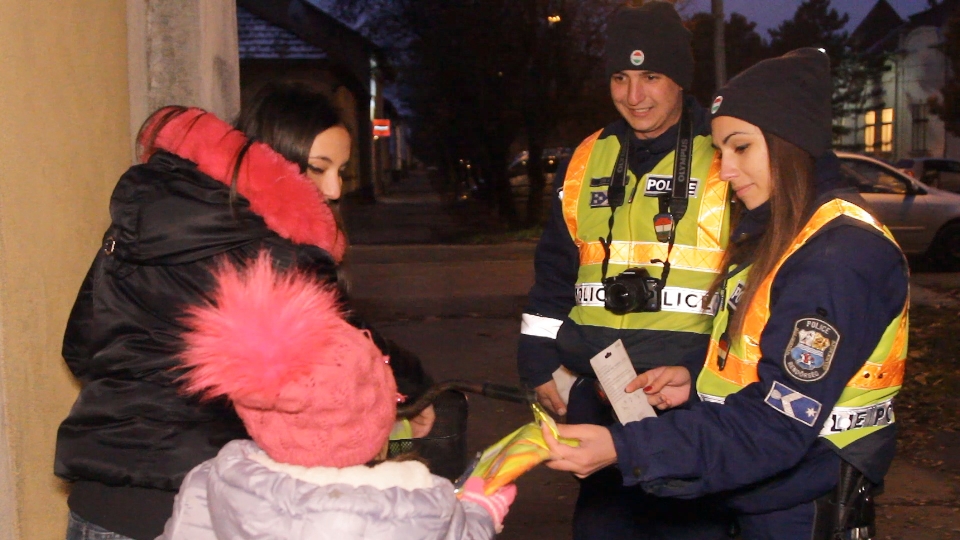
[343,173,960,539]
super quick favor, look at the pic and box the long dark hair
[235,81,344,173]
[711,132,817,337]
[237,82,351,254]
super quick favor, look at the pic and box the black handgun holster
[813,461,877,540]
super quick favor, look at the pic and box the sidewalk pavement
[343,175,960,538]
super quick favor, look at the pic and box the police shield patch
[783,317,840,383]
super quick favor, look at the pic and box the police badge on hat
[783,317,840,382]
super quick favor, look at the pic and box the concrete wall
[0,1,243,537]
[0,2,131,538]
[128,0,240,140]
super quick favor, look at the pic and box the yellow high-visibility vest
[561,130,730,334]
[697,198,907,454]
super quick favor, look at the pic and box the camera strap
[714,262,749,371]
[600,133,631,281]
[600,101,693,285]
[651,102,694,288]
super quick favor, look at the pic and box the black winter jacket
[54,109,430,539]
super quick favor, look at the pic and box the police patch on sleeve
[765,381,822,427]
[783,317,840,383]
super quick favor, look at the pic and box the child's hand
[534,379,567,417]
[410,405,436,438]
[459,477,517,533]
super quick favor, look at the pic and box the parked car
[508,147,572,177]
[836,152,960,269]
[893,157,960,194]
[507,147,573,197]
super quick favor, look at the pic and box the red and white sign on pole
[372,119,391,137]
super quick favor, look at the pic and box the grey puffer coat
[160,440,497,540]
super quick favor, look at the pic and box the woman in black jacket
[55,82,433,540]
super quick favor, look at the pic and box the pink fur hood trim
[144,107,346,262]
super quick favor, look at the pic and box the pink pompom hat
[178,253,397,468]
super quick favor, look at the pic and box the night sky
[682,0,936,34]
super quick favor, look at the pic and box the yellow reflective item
[464,403,579,496]
[388,419,413,441]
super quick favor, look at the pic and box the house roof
[237,6,326,59]
[851,0,960,53]
[236,0,378,93]
[850,0,903,50]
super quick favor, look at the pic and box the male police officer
[517,3,732,539]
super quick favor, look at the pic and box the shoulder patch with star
[783,317,840,383]
[764,381,822,427]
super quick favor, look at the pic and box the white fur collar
[250,450,436,491]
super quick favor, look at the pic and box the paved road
[348,243,559,538]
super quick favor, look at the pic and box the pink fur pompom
[179,253,346,409]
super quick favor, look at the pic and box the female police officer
[542,48,909,540]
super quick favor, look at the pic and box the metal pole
[712,0,726,88]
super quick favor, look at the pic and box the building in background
[237,0,409,199]
[836,0,960,161]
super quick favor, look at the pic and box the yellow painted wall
[0,2,130,538]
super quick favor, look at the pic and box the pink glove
[459,477,517,533]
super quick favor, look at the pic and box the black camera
[602,267,662,314]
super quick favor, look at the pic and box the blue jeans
[66,512,134,540]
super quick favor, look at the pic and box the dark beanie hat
[604,2,693,90]
[710,48,833,157]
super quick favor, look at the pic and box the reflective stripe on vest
[560,130,730,332]
[696,199,908,449]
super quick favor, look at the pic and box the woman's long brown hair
[134,84,347,249]
[711,132,817,337]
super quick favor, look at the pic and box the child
[160,254,516,539]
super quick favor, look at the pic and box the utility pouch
[813,461,877,540]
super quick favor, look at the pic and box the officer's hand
[542,422,616,478]
[534,380,567,417]
[410,404,436,438]
[625,366,691,410]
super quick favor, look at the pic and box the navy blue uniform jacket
[609,154,908,515]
